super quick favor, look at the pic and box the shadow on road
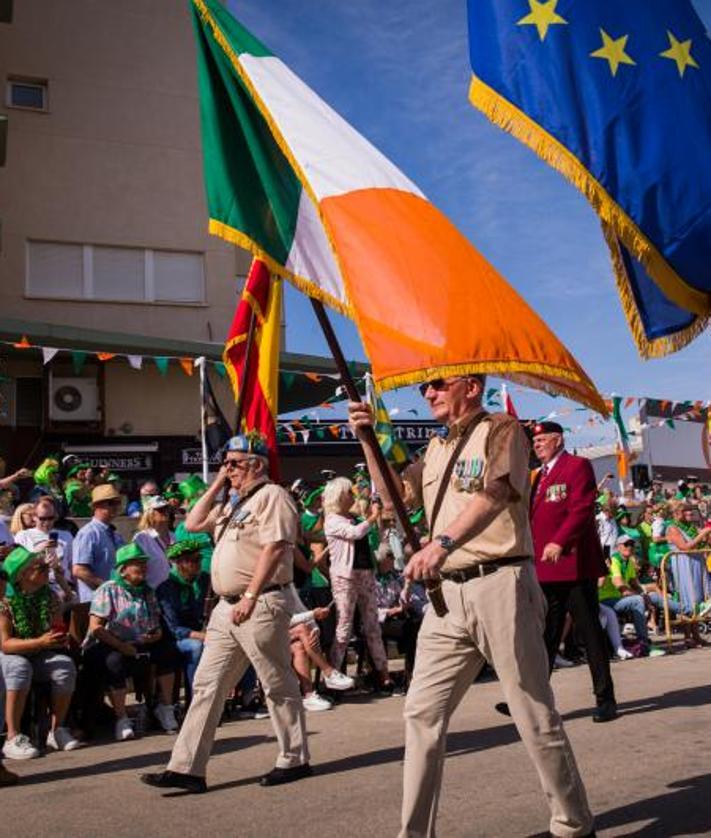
[562,683,711,724]
[13,733,269,787]
[594,772,711,836]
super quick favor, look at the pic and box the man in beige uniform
[350,375,594,838]
[141,434,310,793]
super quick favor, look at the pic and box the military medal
[452,457,484,492]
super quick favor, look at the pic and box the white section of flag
[240,55,423,202]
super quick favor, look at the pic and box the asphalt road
[3,647,711,837]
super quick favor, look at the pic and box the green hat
[3,546,39,585]
[615,508,630,521]
[178,475,207,501]
[115,543,149,569]
[66,462,90,478]
[167,538,205,561]
[303,486,324,507]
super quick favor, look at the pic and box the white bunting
[127,355,143,370]
[41,347,59,365]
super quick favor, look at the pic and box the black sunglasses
[418,377,468,397]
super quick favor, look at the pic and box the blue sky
[229,0,711,445]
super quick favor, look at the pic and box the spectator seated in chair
[83,543,181,740]
[285,585,354,712]
[0,547,81,760]
[156,539,210,699]
[374,547,424,690]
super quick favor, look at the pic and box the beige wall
[0,0,250,343]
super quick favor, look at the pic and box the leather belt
[221,583,286,604]
[441,557,530,583]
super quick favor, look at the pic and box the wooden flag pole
[310,299,447,616]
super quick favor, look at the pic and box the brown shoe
[0,764,19,787]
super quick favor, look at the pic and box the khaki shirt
[418,412,533,570]
[210,479,299,596]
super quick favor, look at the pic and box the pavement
[3,646,711,838]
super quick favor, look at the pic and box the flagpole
[310,299,447,616]
[197,357,209,484]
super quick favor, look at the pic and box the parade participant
[349,375,594,838]
[323,477,393,691]
[529,421,617,723]
[133,496,174,588]
[140,433,310,794]
[0,547,80,759]
[156,539,211,697]
[72,485,124,604]
[84,542,180,739]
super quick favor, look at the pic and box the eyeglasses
[418,376,467,397]
[621,542,635,548]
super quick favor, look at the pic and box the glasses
[621,542,635,548]
[223,458,251,471]
[418,376,467,397]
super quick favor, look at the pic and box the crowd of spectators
[0,454,709,787]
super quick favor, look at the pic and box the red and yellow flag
[224,258,282,479]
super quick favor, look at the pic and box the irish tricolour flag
[191,0,605,413]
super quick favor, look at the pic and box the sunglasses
[418,376,467,397]
[37,516,57,522]
[223,458,251,471]
[621,542,635,548]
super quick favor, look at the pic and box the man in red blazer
[531,421,617,723]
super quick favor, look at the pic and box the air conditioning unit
[49,377,100,423]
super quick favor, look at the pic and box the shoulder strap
[213,482,269,547]
[429,411,490,535]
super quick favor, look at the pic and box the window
[27,241,205,304]
[0,115,6,166]
[0,0,12,23]
[7,78,48,111]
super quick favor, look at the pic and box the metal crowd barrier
[660,548,711,650]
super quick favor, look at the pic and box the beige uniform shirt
[419,412,533,570]
[210,479,299,596]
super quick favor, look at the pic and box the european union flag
[467,0,711,357]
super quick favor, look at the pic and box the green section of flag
[611,396,629,445]
[365,374,409,467]
[191,0,301,265]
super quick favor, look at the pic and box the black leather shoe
[494,701,511,717]
[140,770,207,794]
[260,763,313,787]
[592,700,618,723]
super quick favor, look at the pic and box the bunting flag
[223,258,282,478]
[41,348,59,365]
[467,1,711,357]
[179,358,194,376]
[190,0,605,414]
[154,357,170,376]
[365,373,410,467]
[127,355,143,370]
[611,395,630,480]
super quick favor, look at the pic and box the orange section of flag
[223,258,282,478]
[179,358,194,376]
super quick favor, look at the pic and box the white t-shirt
[14,527,74,575]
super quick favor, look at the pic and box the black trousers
[541,579,616,706]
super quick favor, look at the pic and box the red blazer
[530,450,606,583]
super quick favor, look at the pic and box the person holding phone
[83,543,180,740]
[14,497,75,602]
[0,547,80,759]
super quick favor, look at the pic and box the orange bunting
[13,336,31,349]
[328,425,340,439]
[305,373,322,382]
[179,358,194,376]
[319,402,335,410]
[623,397,635,408]
[97,352,116,361]
[660,400,670,413]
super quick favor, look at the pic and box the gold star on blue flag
[467,0,711,357]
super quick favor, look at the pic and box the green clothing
[174,522,213,574]
[64,479,92,517]
[599,552,637,602]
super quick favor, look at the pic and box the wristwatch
[434,534,456,554]
[243,591,257,601]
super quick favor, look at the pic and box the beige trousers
[167,593,309,777]
[400,562,593,838]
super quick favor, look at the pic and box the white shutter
[154,251,204,302]
[93,246,144,301]
[27,241,83,297]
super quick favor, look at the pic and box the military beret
[532,421,564,436]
